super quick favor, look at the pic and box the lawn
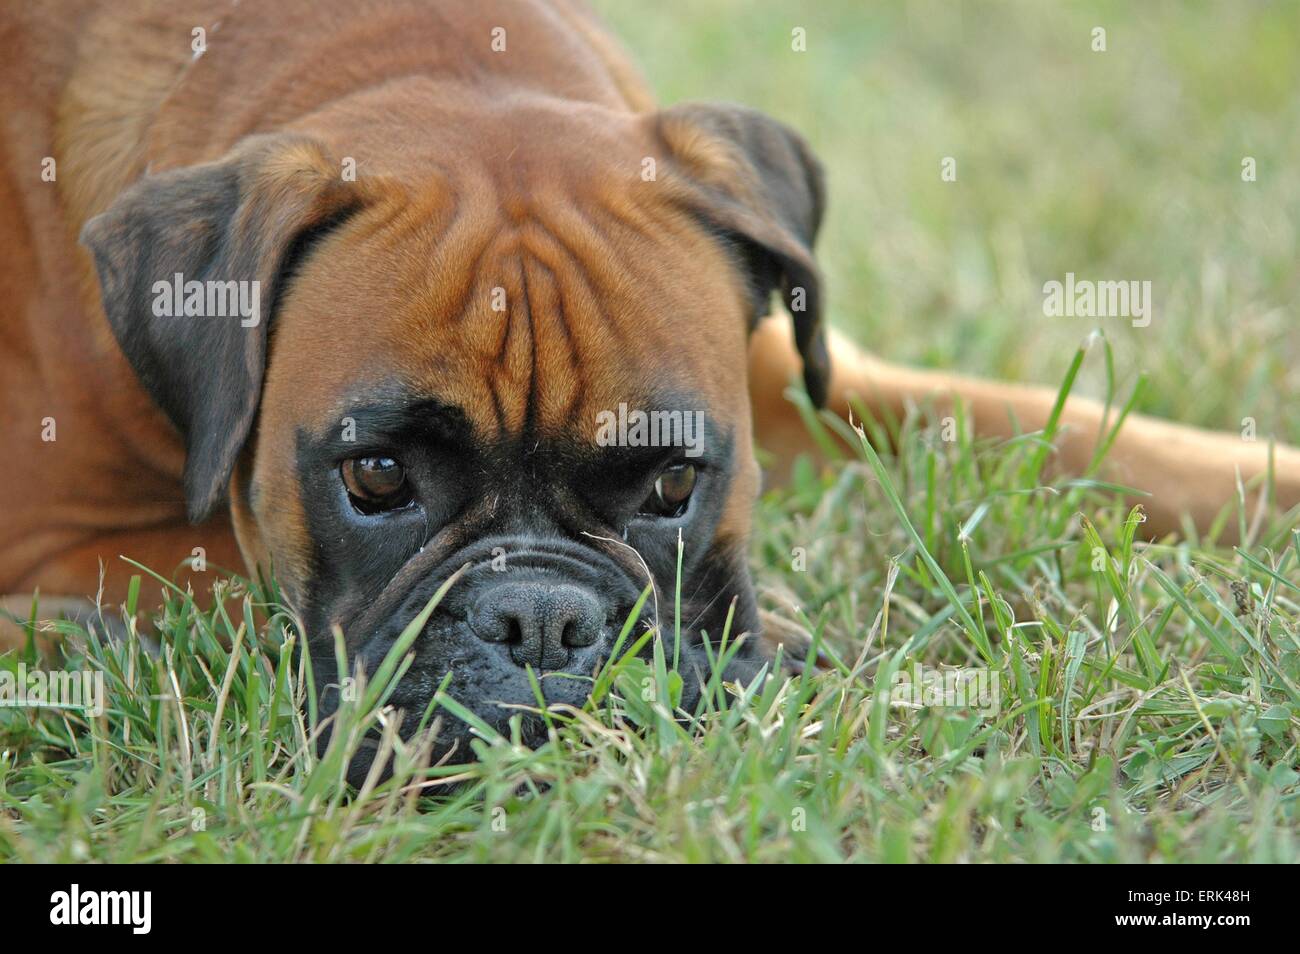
[2,0,1298,862]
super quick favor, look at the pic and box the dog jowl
[77,86,828,779]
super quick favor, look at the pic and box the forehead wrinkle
[400,190,499,322]
[587,177,704,264]
[538,192,678,317]
[521,207,626,350]
[387,170,748,446]
[463,239,535,440]
[518,248,583,432]
[373,174,453,244]
[523,199,739,426]
[393,194,528,441]
[515,206,679,432]
[340,187,425,250]
[544,193,728,359]
[525,249,642,445]
[468,206,622,440]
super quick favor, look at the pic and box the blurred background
[593,0,1300,442]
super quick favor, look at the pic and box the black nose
[469,582,604,669]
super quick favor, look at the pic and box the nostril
[559,618,594,648]
[469,581,605,667]
[548,587,602,648]
[559,614,599,648]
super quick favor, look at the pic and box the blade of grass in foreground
[299,565,471,803]
[361,564,470,715]
[1080,516,1164,684]
[1023,337,1087,490]
[587,583,654,708]
[851,422,994,663]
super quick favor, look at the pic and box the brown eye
[641,463,697,518]
[341,456,412,513]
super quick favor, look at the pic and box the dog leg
[750,317,1300,542]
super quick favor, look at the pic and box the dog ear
[654,102,829,406]
[80,134,363,523]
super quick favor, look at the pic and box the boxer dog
[3,0,1298,769]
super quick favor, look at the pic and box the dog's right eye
[341,456,413,514]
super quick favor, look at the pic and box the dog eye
[341,456,413,514]
[640,463,696,518]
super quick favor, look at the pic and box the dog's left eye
[639,463,697,518]
[341,456,413,514]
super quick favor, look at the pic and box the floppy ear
[654,102,829,406]
[80,134,363,523]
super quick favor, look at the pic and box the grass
[4,1,1298,862]
[2,338,1298,862]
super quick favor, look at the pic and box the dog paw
[756,608,833,675]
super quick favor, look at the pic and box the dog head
[81,99,827,771]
